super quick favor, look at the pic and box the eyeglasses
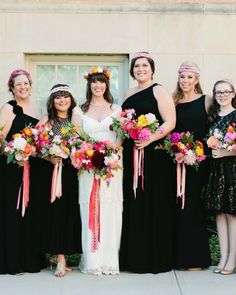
[215,90,234,97]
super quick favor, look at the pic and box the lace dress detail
[74,105,123,275]
[204,110,236,215]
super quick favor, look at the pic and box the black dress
[0,100,45,274]
[204,110,236,215]
[119,84,175,274]
[174,95,211,269]
[37,117,82,255]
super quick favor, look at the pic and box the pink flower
[207,136,221,149]
[175,152,185,163]
[170,132,182,143]
[138,128,152,141]
[185,150,197,165]
[129,128,141,140]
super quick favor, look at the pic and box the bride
[72,66,123,275]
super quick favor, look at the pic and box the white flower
[213,129,223,139]
[12,137,27,151]
[145,113,156,124]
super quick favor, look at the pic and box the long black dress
[204,110,236,215]
[37,117,82,255]
[0,100,45,274]
[119,84,175,274]
[174,95,211,269]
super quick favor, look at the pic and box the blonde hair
[173,61,203,105]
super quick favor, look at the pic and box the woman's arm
[0,103,15,138]
[212,148,236,158]
[135,85,176,149]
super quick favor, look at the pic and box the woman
[37,84,81,277]
[203,80,236,274]
[72,66,123,275]
[0,69,44,274]
[173,61,212,270]
[119,52,176,274]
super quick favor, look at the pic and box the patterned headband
[50,86,71,95]
[131,52,154,61]
[178,65,200,75]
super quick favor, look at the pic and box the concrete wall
[0,1,236,101]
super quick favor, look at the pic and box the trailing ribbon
[89,175,101,252]
[133,147,144,198]
[50,160,63,203]
[16,162,30,217]
[176,162,186,209]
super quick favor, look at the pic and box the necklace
[90,101,107,107]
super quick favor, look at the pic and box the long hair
[47,84,76,124]
[208,79,236,122]
[173,61,203,105]
[81,73,113,113]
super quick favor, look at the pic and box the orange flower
[227,125,234,133]
[24,143,32,156]
[23,127,32,136]
[196,146,204,157]
[60,145,70,155]
[12,133,22,139]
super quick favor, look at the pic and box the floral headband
[131,52,154,61]
[8,69,32,88]
[178,65,200,76]
[84,66,112,80]
[50,86,71,95]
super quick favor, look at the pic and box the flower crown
[84,66,112,80]
[8,69,32,88]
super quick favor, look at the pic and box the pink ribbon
[89,175,101,252]
[50,160,63,203]
[16,162,30,217]
[133,147,144,197]
[176,162,186,209]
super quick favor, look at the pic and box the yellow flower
[137,115,148,127]
[196,146,204,157]
[101,175,107,180]
[61,127,67,135]
[86,150,94,157]
[12,133,22,139]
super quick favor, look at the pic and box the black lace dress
[174,95,211,269]
[0,100,45,274]
[204,110,236,215]
[119,84,175,273]
[36,117,82,255]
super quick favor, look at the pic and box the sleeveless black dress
[119,84,174,273]
[174,95,211,269]
[204,110,236,215]
[0,100,45,274]
[36,117,82,255]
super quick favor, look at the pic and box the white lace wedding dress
[73,105,123,275]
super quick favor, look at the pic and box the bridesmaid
[119,52,176,273]
[204,80,236,274]
[0,69,44,274]
[37,84,82,277]
[173,61,212,270]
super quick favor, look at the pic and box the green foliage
[209,234,220,266]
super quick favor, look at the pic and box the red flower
[91,151,106,169]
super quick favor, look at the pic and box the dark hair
[208,79,236,122]
[47,84,76,124]
[8,69,32,95]
[81,73,113,113]
[130,53,155,79]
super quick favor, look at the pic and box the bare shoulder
[0,102,13,113]
[153,84,172,100]
[123,87,138,102]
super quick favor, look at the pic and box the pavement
[1,267,236,295]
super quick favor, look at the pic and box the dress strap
[7,100,24,116]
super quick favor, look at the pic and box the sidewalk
[1,267,236,295]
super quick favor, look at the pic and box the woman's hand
[134,135,154,149]
[212,148,232,158]
[44,156,62,165]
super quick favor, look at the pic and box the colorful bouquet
[156,131,206,209]
[207,123,236,151]
[70,136,122,252]
[158,131,206,168]
[70,139,122,186]
[110,108,159,141]
[4,125,39,217]
[5,126,37,164]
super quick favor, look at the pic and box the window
[26,54,129,114]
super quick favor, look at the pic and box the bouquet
[156,131,206,209]
[71,136,122,252]
[111,108,159,196]
[207,123,236,151]
[4,125,39,217]
[110,108,159,141]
